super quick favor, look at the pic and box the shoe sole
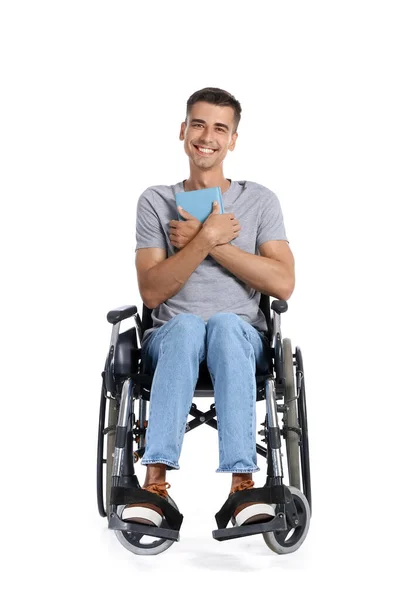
[232,503,276,527]
[121,506,163,527]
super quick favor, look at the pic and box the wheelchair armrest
[107,305,138,324]
[271,300,288,314]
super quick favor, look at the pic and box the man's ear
[179,122,186,141]
[229,132,238,151]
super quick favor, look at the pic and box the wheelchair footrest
[109,485,184,540]
[212,484,289,541]
[212,514,287,541]
[108,511,180,542]
[214,484,286,529]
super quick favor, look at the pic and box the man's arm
[208,241,295,301]
[145,229,216,308]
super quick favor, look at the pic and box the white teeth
[196,146,215,154]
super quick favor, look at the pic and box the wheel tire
[114,495,179,556]
[283,338,301,490]
[105,395,118,519]
[96,378,108,517]
[296,346,312,515]
[262,486,311,554]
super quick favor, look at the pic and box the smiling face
[179,101,238,170]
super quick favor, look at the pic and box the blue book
[174,186,232,245]
[175,186,224,223]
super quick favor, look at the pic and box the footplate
[212,515,287,541]
[108,512,180,542]
[212,484,292,542]
[108,485,183,542]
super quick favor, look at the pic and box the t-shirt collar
[179,178,234,195]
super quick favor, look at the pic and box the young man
[123,87,295,528]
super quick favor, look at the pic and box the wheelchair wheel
[283,338,301,490]
[105,395,118,519]
[296,346,312,515]
[262,486,311,554]
[96,371,119,518]
[97,376,108,517]
[114,495,180,555]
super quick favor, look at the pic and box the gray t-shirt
[135,179,289,345]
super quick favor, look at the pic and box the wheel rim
[121,524,171,549]
[271,492,308,548]
[295,347,312,516]
[115,496,179,552]
[96,377,107,517]
[283,338,301,490]
[105,395,118,519]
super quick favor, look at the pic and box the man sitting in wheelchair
[98,87,311,556]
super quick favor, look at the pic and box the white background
[1,1,399,597]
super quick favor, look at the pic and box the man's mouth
[193,144,217,156]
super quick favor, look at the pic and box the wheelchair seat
[139,297,273,397]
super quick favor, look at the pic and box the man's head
[179,87,242,171]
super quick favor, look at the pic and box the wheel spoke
[123,529,173,548]
[270,493,309,548]
[127,531,144,543]
[274,528,293,545]
[296,507,307,528]
[121,516,176,549]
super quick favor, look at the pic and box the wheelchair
[96,295,312,556]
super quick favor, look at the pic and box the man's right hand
[202,201,241,246]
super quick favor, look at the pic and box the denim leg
[206,313,270,473]
[140,314,207,470]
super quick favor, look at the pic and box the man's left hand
[169,206,203,250]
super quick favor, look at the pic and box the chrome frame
[133,313,143,344]
[271,310,281,349]
[112,378,134,478]
[265,379,284,478]
[265,308,284,478]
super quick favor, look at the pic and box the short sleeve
[256,188,289,250]
[135,188,167,252]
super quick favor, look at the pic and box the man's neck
[184,174,231,194]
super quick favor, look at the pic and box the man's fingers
[178,206,197,219]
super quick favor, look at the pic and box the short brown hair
[186,87,242,134]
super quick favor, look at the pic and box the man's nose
[199,133,214,144]
[199,126,215,143]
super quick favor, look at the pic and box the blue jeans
[140,313,270,473]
